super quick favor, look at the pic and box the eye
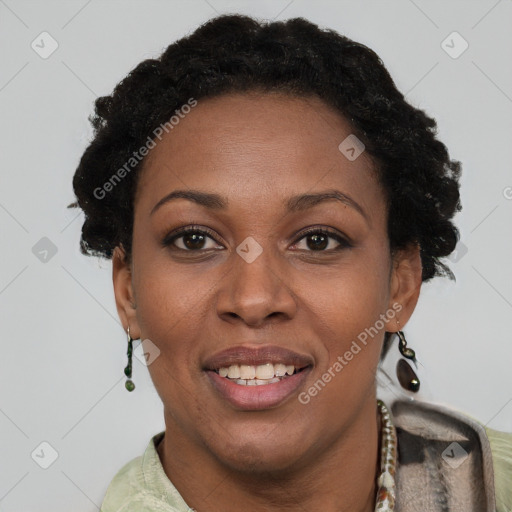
[162,226,223,251]
[162,225,352,253]
[292,227,352,252]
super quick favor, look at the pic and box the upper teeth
[218,363,296,380]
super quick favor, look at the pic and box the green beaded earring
[124,327,135,392]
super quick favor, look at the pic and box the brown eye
[305,233,329,251]
[162,227,223,251]
[180,232,208,250]
[293,228,351,252]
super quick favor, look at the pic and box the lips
[203,345,314,370]
[203,345,314,410]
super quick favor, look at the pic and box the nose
[216,244,297,327]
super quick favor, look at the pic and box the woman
[68,14,511,511]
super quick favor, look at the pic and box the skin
[113,91,422,512]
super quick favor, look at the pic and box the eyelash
[161,225,352,253]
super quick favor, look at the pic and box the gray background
[1,0,511,510]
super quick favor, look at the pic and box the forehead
[135,92,382,216]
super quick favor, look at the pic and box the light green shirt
[485,426,512,512]
[100,431,191,512]
[100,427,512,511]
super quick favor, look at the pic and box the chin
[208,427,310,475]
[216,444,303,475]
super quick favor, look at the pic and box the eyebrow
[150,188,368,221]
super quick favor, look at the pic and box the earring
[124,327,135,392]
[395,330,420,393]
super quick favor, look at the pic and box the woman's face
[113,92,421,473]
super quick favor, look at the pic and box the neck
[157,397,381,512]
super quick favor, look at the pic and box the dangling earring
[124,326,135,392]
[396,329,420,393]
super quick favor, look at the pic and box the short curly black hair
[68,13,461,283]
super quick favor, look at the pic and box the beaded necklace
[375,399,398,511]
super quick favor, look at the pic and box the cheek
[132,226,210,335]
[302,246,391,380]
[310,244,390,326]
[131,254,208,384]
[133,272,203,423]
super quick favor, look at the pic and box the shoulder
[389,398,510,511]
[100,453,143,510]
[484,425,512,511]
[100,453,163,512]
[100,452,160,512]
[100,431,189,512]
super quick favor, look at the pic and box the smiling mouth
[213,363,309,386]
[203,345,314,409]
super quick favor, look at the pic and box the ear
[385,243,422,332]
[112,246,141,339]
